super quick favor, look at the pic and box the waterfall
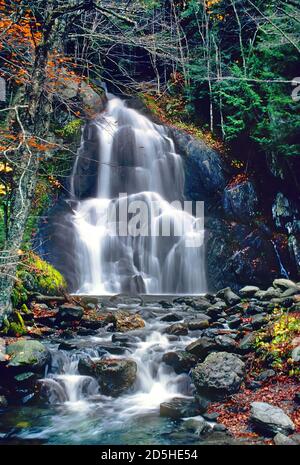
[70,94,206,295]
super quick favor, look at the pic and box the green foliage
[1,311,27,337]
[56,119,82,141]
[255,309,300,373]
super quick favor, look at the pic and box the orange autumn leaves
[0,0,83,90]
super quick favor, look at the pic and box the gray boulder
[216,287,241,306]
[6,340,50,372]
[78,358,137,396]
[160,397,201,419]
[273,432,297,445]
[291,346,300,362]
[192,352,245,400]
[273,278,297,290]
[239,286,260,297]
[250,402,295,436]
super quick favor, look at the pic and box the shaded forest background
[0,0,299,314]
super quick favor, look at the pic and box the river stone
[162,351,197,374]
[250,402,295,436]
[291,346,300,362]
[6,340,50,372]
[160,313,183,322]
[189,298,212,311]
[109,311,145,332]
[273,432,297,445]
[165,323,188,336]
[57,304,84,321]
[160,397,201,419]
[216,287,241,306]
[78,358,137,396]
[182,417,211,436]
[187,318,210,330]
[192,352,245,400]
[273,279,297,290]
[251,313,267,330]
[239,286,260,297]
[186,335,237,360]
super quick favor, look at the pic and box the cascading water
[70,94,206,295]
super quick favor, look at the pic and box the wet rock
[192,352,245,400]
[255,287,281,300]
[162,351,197,374]
[109,295,142,308]
[250,402,295,436]
[238,332,256,353]
[190,298,212,311]
[109,311,145,332]
[273,278,297,291]
[251,313,267,330]
[76,328,98,336]
[245,304,264,316]
[78,358,137,396]
[245,380,262,391]
[239,286,260,298]
[256,369,276,382]
[203,412,219,421]
[227,316,242,329]
[160,397,201,419]
[159,301,173,309]
[182,417,211,436]
[216,287,241,306]
[80,318,107,330]
[213,423,228,433]
[160,313,183,323]
[0,395,8,408]
[273,432,297,445]
[223,180,258,221]
[187,318,210,330]
[58,341,78,351]
[57,305,84,321]
[6,340,50,372]
[165,323,188,336]
[186,334,237,360]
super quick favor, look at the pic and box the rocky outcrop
[223,181,258,221]
[192,352,245,400]
[250,402,295,436]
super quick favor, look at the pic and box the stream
[0,299,208,445]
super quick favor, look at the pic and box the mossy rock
[6,340,51,372]
[12,253,67,306]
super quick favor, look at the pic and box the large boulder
[109,311,145,332]
[186,335,237,360]
[250,402,295,436]
[78,358,137,396]
[6,340,50,372]
[192,352,245,400]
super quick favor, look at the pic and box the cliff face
[171,128,300,292]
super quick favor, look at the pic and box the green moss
[1,311,27,337]
[12,253,67,307]
[56,119,82,141]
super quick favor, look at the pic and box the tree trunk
[0,38,52,317]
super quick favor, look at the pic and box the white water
[35,313,195,441]
[70,94,206,295]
